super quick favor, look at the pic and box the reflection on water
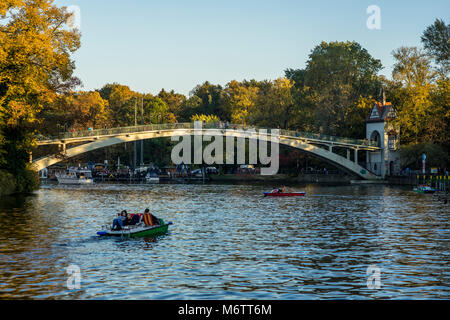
[0,183,448,299]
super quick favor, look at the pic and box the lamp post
[140,96,144,166]
[133,98,137,172]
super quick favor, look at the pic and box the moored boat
[145,172,160,183]
[413,185,436,194]
[56,167,93,184]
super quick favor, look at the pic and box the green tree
[178,95,202,122]
[251,78,297,129]
[99,83,136,126]
[421,19,450,73]
[286,41,382,137]
[189,81,223,117]
[389,46,436,144]
[157,89,186,116]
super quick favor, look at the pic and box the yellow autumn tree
[0,0,81,192]
[222,80,259,125]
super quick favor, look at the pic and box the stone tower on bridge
[366,88,400,177]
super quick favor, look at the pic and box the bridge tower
[366,88,400,178]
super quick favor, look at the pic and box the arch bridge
[33,122,381,180]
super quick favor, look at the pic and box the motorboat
[56,167,93,184]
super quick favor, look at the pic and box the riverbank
[388,175,449,190]
[0,170,15,197]
[0,168,40,197]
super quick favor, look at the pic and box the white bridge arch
[33,123,381,180]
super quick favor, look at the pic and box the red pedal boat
[264,191,306,197]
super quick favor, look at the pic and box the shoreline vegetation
[0,1,448,196]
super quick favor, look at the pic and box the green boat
[413,185,436,194]
[97,219,172,238]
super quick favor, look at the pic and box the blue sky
[55,0,450,95]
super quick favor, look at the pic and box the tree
[189,81,223,117]
[421,19,450,73]
[389,47,436,144]
[221,80,259,124]
[392,47,435,88]
[99,83,136,126]
[71,91,108,130]
[252,78,296,129]
[286,41,382,137]
[146,97,172,124]
[157,89,186,116]
[178,95,202,122]
[191,114,219,123]
[0,0,80,189]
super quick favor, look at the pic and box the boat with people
[55,167,93,184]
[97,209,172,238]
[264,186,306,197]
[413,185,436,194]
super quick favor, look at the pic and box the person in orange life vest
[143,208,160,226]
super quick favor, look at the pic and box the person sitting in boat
[143,208,160,226]
[125,213,140,226]
[112,210,128,230]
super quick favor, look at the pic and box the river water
[0,182,448,299]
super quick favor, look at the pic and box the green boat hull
[98,222,170,238]
[413,188,436,194]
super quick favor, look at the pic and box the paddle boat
[97,213,172,238]
[413,185,436,194]
[264,191,306,197]
[264,187,306,197]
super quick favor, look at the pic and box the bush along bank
[0,166,39,197]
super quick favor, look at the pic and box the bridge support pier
[58,143,66,153]
[347,149,350,160]
[354,149,358,163]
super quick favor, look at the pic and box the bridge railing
[36,122,378,147]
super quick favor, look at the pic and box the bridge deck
[36,123,380,151]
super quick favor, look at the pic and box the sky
[55,0,450,96]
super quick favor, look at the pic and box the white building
[366,89,401,177]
